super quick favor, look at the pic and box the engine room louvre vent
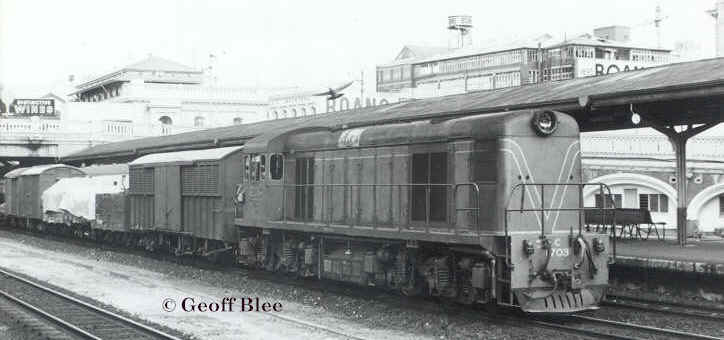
[181,164,219,195]
[129,168,154,194]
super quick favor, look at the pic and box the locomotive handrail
[502,182,617,260]
[505,182,616,242]
[265,182,490,235]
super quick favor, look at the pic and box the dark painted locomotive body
[232,109,607,312]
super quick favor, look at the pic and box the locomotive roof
[63,57,724,163]
[129,145,244,166]
[242,110,580,153]
[4,164,83,178]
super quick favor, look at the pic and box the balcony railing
[581,135,724,160]
[0,118,202,143]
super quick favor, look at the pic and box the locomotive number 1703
[536,238,570,257]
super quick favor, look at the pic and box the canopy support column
[641,114,717,246]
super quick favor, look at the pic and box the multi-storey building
[377,25,671,99]
[69,56,268,128]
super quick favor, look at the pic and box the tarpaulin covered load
[42,175,128,223]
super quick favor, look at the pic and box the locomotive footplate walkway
[613,238,724,276]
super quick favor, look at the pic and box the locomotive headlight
[531,111,558,136]
[592,238,605,254]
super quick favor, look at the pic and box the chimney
[593,26,631,42]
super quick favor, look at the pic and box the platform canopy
[64,57,724,165]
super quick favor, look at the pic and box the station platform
[613,238,724,276]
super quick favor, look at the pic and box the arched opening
[585,173,677,226]
[301,108,307,116]
[158,116,173,125]
[292,108,297,117]
[194,116,205,127]
[233,117,243,125]
[687,182,724,232]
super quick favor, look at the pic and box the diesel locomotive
[1,108,610,313]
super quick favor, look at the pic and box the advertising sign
[8,99,56,117]
[575,59,653,78]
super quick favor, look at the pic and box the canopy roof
[4,164,83,178]
[129,146,244,166]
[64,57,724,164]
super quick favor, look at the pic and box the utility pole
[655,5,663,49]
[360,70,364,101]
[708,1,724,57]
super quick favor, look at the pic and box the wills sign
[9,99,56,117]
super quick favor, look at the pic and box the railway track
[605,294,724,322]
[0,265,368,340]
[0,268,183,340]
[529,313,723,340]
[484,301,722,340]
[3,227,722,340]
[265,313,369,340]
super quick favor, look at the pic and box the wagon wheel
[457,286,478,305]
[400,278,423,297]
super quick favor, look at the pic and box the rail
[0,267,181,340]
[266,182,493,235]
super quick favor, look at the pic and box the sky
[0,0,720,98]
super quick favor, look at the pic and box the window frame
[410,150,449,224]
[269,154,284,180]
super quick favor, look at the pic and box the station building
[0,56,269,165]
[68,56,268,128]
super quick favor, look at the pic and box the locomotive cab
[498,111,609,313]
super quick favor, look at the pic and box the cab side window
[245,154,266,182]
[270,154,284,180]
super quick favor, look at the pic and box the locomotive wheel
[457,287,478,305]
[401,280,423,297]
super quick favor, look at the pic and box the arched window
[233,117,243,125]
[194,116,205,127]
[158,116,173,125]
